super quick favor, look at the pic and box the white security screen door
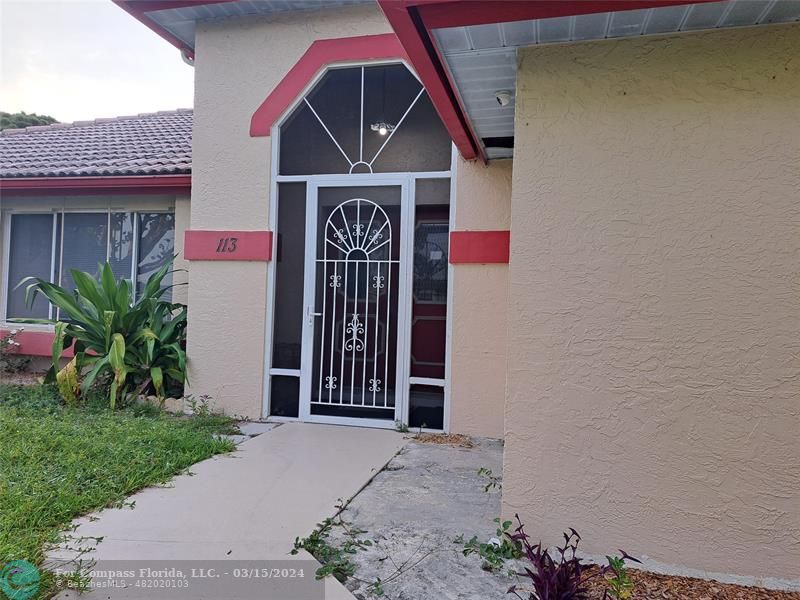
[301,182,408,425]
[267,61,453,427]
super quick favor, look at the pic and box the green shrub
[0,328,31,373]
[15,261,186,408]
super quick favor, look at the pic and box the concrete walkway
[51,423,406,599]
[329,438,507,599]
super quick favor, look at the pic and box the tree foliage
[0,111,58,130]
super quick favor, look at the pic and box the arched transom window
[279,63,452,175]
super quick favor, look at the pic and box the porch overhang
[378,0,800,161]
[112,0,375,60]
[114,0,800,162]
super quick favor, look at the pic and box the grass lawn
[0,383,235,593]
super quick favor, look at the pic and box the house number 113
[216,237,239,253]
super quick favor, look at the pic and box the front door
[300,181,408,426]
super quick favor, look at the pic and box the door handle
[307,306,322,324]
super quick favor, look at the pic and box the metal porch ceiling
[432,0,800,159]
[144,0,374,48]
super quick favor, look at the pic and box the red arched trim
[249,34,408,137]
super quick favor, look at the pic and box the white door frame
[299,175,414,428]
[262,130,455,429]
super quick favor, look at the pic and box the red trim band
[0,330,73,358]
[0,175,191,196]
[250,34,407,137]
[184,230,273,261]
[449,230,510,264]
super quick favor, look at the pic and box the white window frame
[0,207,176,328]
[261,59,456,431]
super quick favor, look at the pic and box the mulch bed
[0,371,45,386]
[412,432,474,447]
[580,566,800,599]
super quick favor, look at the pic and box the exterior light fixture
[370,122,395,136]
[494,90,513,106]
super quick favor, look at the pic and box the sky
[0,0,194,123]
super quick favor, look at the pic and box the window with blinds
[5,214,54,320]
[4,211,175,320]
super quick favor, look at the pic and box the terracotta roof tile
[0,109,192,178]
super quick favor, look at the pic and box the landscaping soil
[0,371,44,385]
[412,432,474,447]
[581,566,800,600]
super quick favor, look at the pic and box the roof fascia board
[379,1,483,160]
[0,175,192,196]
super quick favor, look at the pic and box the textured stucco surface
[450,157,512,438]
[172,194,190,306]
[189,6,509,431]
[188,5,391,418]
[504,25,800,582]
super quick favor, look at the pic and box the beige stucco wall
[449,157,511,438]
[188,5,391,418]
[504,24,800,582]
[172,194,191,306]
